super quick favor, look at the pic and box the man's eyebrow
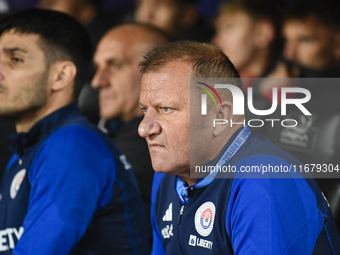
[3,47,27,54]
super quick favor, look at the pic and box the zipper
[178,205,185,225]
[176,204,186,254]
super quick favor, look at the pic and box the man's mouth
[149,143,164,148]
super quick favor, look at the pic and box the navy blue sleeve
[150,172,166,255]
[225,155,324,255]
[13,125,115,255]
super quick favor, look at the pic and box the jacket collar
[9,103,81,158]
[175,126,251,204]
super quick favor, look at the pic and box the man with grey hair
[138,40,340,254]
[92,23,168,248]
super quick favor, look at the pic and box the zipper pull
[178,205,185,225]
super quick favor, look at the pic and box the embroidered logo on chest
[194,202,215,237]
[10,169,26,199]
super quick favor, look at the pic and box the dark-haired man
[282,0,340,75]
[138,41,340,254]
[213,0,281,79]
[0,9,148,254]
[135,0,214,42]
[212,0,286,102]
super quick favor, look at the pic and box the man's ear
[50,61,77,92]
[213,101,233,137]
[254,19,275,49]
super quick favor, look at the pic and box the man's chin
[152,163,176,176]
[0,109,18,119]
[152,161,187,177]
[100,110,118,120]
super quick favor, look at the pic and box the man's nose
[0,60,5,81]
[284,41,297,62]
[91,68,110,89]
[138,110,161,138]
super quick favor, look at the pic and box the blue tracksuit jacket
[151,127,340,254]
[0,103,149,255]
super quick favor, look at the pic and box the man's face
[138,61,191,175]
[213,11,257,72]
[92,33,143,121]
[283,17,337,69]
[135,0,181,36]
[0,30,49,119]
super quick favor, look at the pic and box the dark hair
[284,0,340,29]
[176,0,199,5]
[84,0,101,9]
[0,9,92,99]
[139,41,242,101]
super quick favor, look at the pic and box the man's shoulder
[31,124,115,174]
[232,133,302,166]
[152,173,174,190]
[48,124,111,150]
[49,116,122,155]
[151,173,177,202]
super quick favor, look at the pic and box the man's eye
[111,63,122,70]
[163,107,170,112]
[299,37,314,43]
[142,108,147,113]
[12,57,23,63]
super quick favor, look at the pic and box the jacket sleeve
[150,172,166,255]
[13,125,116,255]
[225,156,324,255]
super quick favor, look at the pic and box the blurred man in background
[282,0,340,77]
[91,23,168,247]
[135,0,214,42]
[212,0,287,105]
[213,0,282,80]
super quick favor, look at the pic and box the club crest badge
[194,202,215,237]
[10,169,26,199]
